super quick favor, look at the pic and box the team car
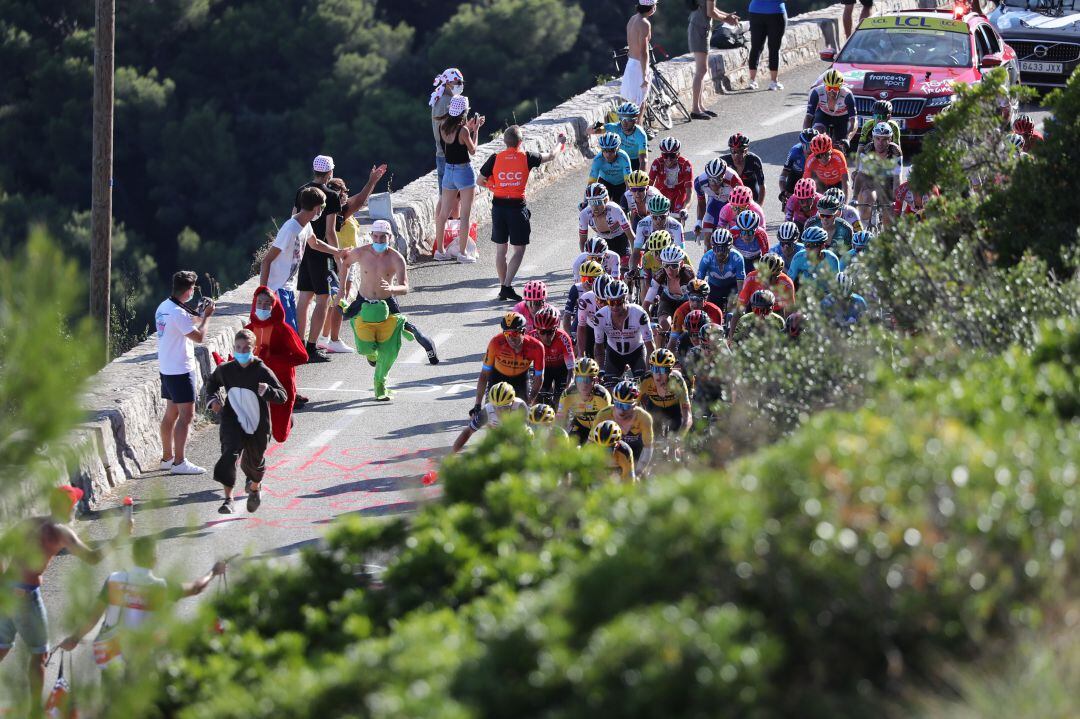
[989,0,1080,88]
[818,9,1019,143]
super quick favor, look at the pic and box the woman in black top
[721,132,765,204]
[434,95,485,263]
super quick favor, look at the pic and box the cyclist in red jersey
[472,312,545,416]
[512,280,552,332]
[1012,114,1043,153]
[668,279,723,350]
[803,134,849,198]
[737,253,795,315]
[528,306,575,410]
[649,137,694,212]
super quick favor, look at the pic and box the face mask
[313,209,323,221]
[255,308,272,321]
[371,242,388,254]
[450,84,464,96]
[234,351,253,364]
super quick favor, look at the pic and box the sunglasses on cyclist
[538,329,556,337]
[818,209,837,217]
[662,152,678,158]
[630,187,646,193]
[663,263,680,270]
[608,298,626,307]
[651,366,670,374]
[587,199,605,207]
[502,330,523,338]
[614,401,635,411]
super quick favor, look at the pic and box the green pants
[348,301,414,400]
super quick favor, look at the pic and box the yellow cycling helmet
[579,260,604,279]
[528,403,556,426]
[823,69,845,89]
[487,382,517,407]
[646,230,673,253]
[649,348,677,369]
[575,357,601,378]
[627,170,651,189]
[611,380,641,404]
[590,420,623,447]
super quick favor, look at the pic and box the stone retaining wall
[70,0,935,508]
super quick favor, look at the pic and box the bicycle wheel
[655,72,692,123]
[648,97,673,130]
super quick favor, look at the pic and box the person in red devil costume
[246,286,308,442]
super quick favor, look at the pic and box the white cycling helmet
[704,158,727,180]
[658,245,686,265]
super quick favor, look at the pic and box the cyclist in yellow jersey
[557,357,613,443]
[593,380,654,473]
[639,349,691,438]
[590,420,636,483]
[528,403,571,444]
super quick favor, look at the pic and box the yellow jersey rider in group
[556,358,613,443]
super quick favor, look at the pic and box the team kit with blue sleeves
[697,248,746,308]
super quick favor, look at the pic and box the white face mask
[450,84,464,96]
[313,208,323,221]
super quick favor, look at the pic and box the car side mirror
[980,53,1003,67]
[820,47,837,62]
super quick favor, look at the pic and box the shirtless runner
[340,219,417,401]
[0,486,132,713]
[622,0,657,128]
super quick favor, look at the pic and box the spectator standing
[842,0,872,38]
[293,155,342,362]
[478,125,566,301]
[155,270,215,475]
[434,96,484,263]
[430,68,465,219]
[621,0,657,129]
[688,0,740,119]
[747,0,788,91]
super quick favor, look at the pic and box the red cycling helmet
[523,280,548,302]
[730,186,753,207]
[728,132,750,149]
[533,305,560,331]
[1012,114,1034,134]
[685,309,708,335]
[794,178,817,200]
[810,134,833,155]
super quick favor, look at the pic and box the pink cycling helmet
[523,280,548,302]
[730,186,753,207]
[794,178,817,200]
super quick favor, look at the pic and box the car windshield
[837,28,972,68]
[1001,0,1078,10]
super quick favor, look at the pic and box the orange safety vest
[487,148,531,201]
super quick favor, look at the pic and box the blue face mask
[234,352,253,364]
[371,242,388,254]
[254,308,272,321]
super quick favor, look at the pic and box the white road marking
[306,429,341,447]
[327,381,343,390]
[762,106,806,127]
[404,331,453,364]
[344,408,366,416]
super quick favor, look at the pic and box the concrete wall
[68,0,934,508]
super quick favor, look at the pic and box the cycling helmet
[872,122,893,138]
[575,357,601,378]
[793,177,817,201]
[802,226,828,245]
[836,271,854,296]
[710,227,734,248]
[704,157,728,179]
[598,132,622,151]
[585,183,609,203]
[816,194,841,214]
[611,380,640,404]
[777,221,801,242]
[593,274,613,301]
[488,382,517,407]
[501,312,527,333]
[646,194,672,215]
[590,420,623,447]
[823,69,845,88]
[728,132,750,149]
[799,128,819,146]
[735,209,760,231]
[851,230,873,249]
[659,245,687,265]
[685,309,708,335]
[750,289,775,310]
[1013,114,1034,134]
[872,99,893,117]
[646,230,673,252]
[760,253,784,277]
[579,260,604,279]
[606,280,629,301]
[584,237,609,256]
[528,403,556,426]
[658,136,681,154]
[823,187,847,206]
[616,102,640,118]
[1006,133,1025,151]
[700,322,725,342]
[810,134,833,155]
[785,312,804,338]
[627,170,651,188]
[649,348,677,369]
[687,278,710,297]
[730,186,753,208]
[522,280,547,302]
[533,305,560,331]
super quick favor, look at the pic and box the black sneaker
[245,482,261,513]
[294,394,309,408]
[503,286,523,301]
[305,343,331,363]
[217,498,234,515]
[427,349,440,365]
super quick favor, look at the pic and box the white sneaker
[316,335,331,349]
[170,460,206,475]
[323,339,355,354]
[769,80,784,91]
[159,459,174,471]
[747,80,759,90]
[433,250,452,261]
[456,253,477,264]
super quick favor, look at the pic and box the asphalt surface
[5,62,1050,697]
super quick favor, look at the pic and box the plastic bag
[44,652,78,719]
[441,219,479,258]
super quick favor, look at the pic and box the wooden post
[90,0,115,359]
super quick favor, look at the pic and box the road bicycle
[612,44,692,131]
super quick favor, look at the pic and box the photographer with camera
[155,270,215,475]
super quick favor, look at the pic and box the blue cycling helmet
[799,128,818,146]
[777,221,801,242]
[851,230,873,249]
[735,209,760,232]
[616,102,640,118]
[598,132,621,151]
[802,226,828,245]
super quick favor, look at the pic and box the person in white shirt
[155,271,215,475]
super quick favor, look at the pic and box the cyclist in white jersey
[693,158,744,240]
[593,280,655,379]
[573,237,622,279]
[578,184,635,258]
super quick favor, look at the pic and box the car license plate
[894,118,906,130]
[1019,61,1063,74]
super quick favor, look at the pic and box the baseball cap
[639,0,657,5]
[448,96,469,117]
[312,155,335,173]
[372,219,393,236]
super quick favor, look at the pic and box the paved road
[5,62,1049,694]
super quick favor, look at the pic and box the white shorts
[620,58,651,107]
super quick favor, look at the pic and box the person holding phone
[155,270,216,475]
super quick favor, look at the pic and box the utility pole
[90,0,115,359]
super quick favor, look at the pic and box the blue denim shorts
[436,156,447,192]
[442,162,475,191]
[0,585,49,654]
